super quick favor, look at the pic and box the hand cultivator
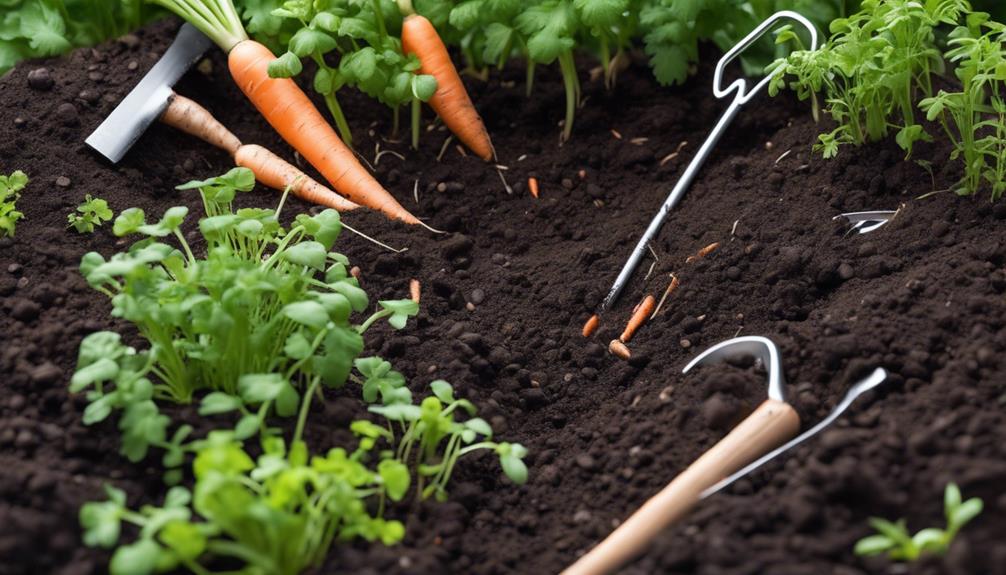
[563,336,888,575]
[590,12,819,322]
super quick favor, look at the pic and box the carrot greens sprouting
[0,170,27,238]
[67,194,113,233]
[855,483,983,561]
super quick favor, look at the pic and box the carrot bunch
[151,0,420,224]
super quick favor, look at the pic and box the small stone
[27,68,53,91]
[87,71,104,82]
[13,117,26,129]
[14,430,37,449]
[78,90,100,105]
[7,263,21,274]
[436,182,448,192]
[55,176,71,188]
[575,454,596,471]
[469,288,485,304]
[838,262,855,280]
[572,509,592,523]
[127,60,139,71]
[466,302,476,311]
[119,34,140,48]
[725,266,741,281]
[56,103,79,126]
[680,339,691,349]
[11,299,41,322]
[658,385,674,402]
[30,362,61,386]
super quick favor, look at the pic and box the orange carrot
[686,242,720,263]
[161,93,242,155]
[582,314,599,338]
[529,177,540,198]
[621,295,655,343]
[609,339,631,360]
[234,145,360,212]
[399,1,493,161]
[410,278,421,303]
[153,1,418,224]
[227,41,419,224]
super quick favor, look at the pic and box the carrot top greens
[150,0,248,51]
[0,170,27,238]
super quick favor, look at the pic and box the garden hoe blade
[701,366,888,498]
[834,210,899,235]
[85,23,213,163]
[596,11,819,315]
[562,336,801,575]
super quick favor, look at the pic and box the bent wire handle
[700,367,888,499]
[714,10,819,104]
[598,11,819,313]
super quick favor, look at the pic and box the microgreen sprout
[0,170,27,237]
[855,483,984,561]
[67,193,113,233]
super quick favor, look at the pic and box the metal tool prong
[834,210,898,235]
[700,367,888,499]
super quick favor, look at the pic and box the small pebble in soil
[55,176,71,187]
[55,102,79,126]
[78,90,100,105]
[658,385,674,402]
[27,68,53,91]
[469,288,485,304]
[575,454,596,471]
[680,339,691,349]
[466,302,475,311]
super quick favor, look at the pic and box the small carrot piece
[582,314,599,338]
[686,242,720,264]
[410,278,421,303]
[620,295,655,343]
[529,177,540,198]
[234,145,359,212]
[609,339,631,360]
[399,3,493,161]
[227,40,419,224]
[160,94,242,155]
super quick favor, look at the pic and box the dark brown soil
[2,18,1005,575]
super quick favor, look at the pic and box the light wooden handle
[562,399,799,575]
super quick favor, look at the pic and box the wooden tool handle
[562,398,799,575]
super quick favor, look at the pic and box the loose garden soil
[2,18,1006,575]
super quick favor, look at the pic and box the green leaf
[290,27,337,57]
[109,539,162,575]
[430,380,455,403]
[234,414,260,440]
[854,534,896,556]
[282,241,327,270]
[19,1,71,56]
[410,74,437,102]
[268,51,303,78]
[283,301,330,328]
[158,521,205,562]
[378,459,410,501]
[950,498,983,529]
[284,332,314,360]
[912,528,946,553]
[113,208,146,236]
[341,47,378,81]
[80,497,124,548]
[237,373,286,404]
[378,299,419,329]
[199,392,243,416]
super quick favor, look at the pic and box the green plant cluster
[68,193,114,233]
[262,0,439,148]
[0,169,27,237]
[72,167,527,574]
[854,483,983,561]
[0,0,160,74]
[770,0,1006,198]
[246,0,842,142]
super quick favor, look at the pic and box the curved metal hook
[683,336,786,402]
[713,10,819,104]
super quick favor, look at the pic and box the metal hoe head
[85,23,213,163]
[683,335,786,402]
[598,11,819,313]
[834,210,898,235]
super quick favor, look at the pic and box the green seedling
[770,0,970,158]
[0,170,27,238]
[855,483,984,561]
[68,194,113,233]
[81,431,405,575]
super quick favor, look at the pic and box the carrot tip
[609,339,631,360]
[582,314,600,338]
[528,177,539,199]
